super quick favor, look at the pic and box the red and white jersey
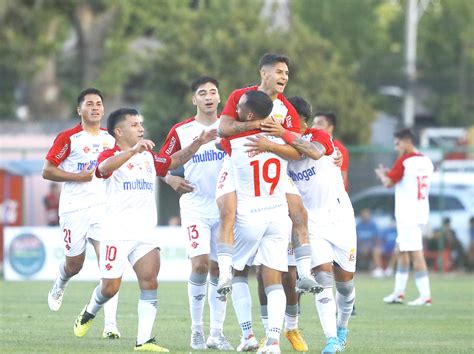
[159,117,224,219]
[220,131,288,225]
[287,128,348,211]
[96,145,171,241]
[221,85,300,133]
[45,124,115,214]
[387,152,433,225]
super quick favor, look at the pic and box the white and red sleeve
[95,146,120,179]
[309,129,334,156]
[386,155,407,184]
[152,152,172,177]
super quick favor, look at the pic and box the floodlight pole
[403,0,430,128]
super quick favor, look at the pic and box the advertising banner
[4,226,189,281]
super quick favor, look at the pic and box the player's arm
[162,173,194,194]
[98,140,155,176]
[42,160,94,182]
[245,135,301,160]
[262,120,326,160]
[218,115,262,137]
[168,129,217,169]
[375,164,394,187]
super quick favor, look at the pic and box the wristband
[283,130,297,145]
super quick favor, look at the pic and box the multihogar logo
[288,166,316,182]
[8,233,46,277]
[77,160,97,171]
[123,179,154,192]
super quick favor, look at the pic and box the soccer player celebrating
[72,108,216,352]
[219,90,299,353]
[159,76,233,351]
[375,129,434,306]
[260,96,357,353]
[216,53,320,352]
[43,88,120,338]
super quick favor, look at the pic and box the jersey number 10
[250,158,281,197]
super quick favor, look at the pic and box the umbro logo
[105,263,113,271]
[194,294,205,301]
[83,146,90,153]
[318,297,332,304]
[127,163,134,170]
[191,241,199,249]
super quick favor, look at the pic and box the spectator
[373,219,398,278]
[43,182,60,226]
[465,217,474,272]
[356,208,379,272]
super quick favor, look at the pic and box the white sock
[209,276,227,337]
[136,290,158,346]
[86,285,111,315]
[217,244,233,279]
[335,281,355,328]
[188,272,207,328]
[260,305,268,334]
[294,245,313,278]
[232,277,253,338]
[266,285,286,342]
[315,287,337,338]
[284,304,298,331]
[394,266,409,295]
[103,291,119,331]
[56,261,72,288]
[415,271,431,298]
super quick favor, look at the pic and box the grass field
[1,273,473,353]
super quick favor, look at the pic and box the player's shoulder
[231,85,258,97]
[171,117,196,132]
[55,123,83,140]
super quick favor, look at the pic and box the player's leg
[408,250,432,305]
[255,265,269,336]
[282,266,308,352]
[207,220,233,351]
[89,207,121,338]
[286,192,321,292]
[132,245,169,352]
[48,211,88,311]
[74,239,127,338]
[216,192,237,294]
[384,249,409,303]
[183,217,213,349]
[334,265,355,351]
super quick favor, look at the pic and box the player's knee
[64,261,83,276]
[314,271,334,288]
[335,279,355,297]
[282,268,297,286]
[191,262,209,276]
[101,281,120,298]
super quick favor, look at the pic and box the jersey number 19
[250,158,281,197]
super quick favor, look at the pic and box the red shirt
[221,85,300,133]
[333,139,349,191]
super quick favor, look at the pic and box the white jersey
[97,145,171,241]
[387,152,434,225]
[287,128,349,212]
[159,117,224,219]
[45,124,115,215]
[221,131,288,225]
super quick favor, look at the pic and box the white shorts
[100,239,160,279]
[396,222,424,252]
[233,218,290,273]
[59,204,106,257]
[308,200,357,273]
[215,157,235,200]
[181,216,219,261]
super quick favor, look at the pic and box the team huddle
[43,53,433,353]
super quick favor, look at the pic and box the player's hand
[197,129,218,145]
[165,175,194,195]
[131,139,155,154]
[374,164,387,178]
[244,134,272,154]
[77,162,95,182]
[260,118,285,137]
[333,147,343,167]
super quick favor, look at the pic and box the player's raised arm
[218,114,262,137]
[244,134,301,160]
[375,164,394,187]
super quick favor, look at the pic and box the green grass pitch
[1,273,473,353]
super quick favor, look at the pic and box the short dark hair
[190,76,219,92]
[107,108,140,137]
[243,90,273,119]
[259,53,290,69]
[77,88,103,106]
[314,111,337,127]
[394,128,415,142]
[288,96,312,122]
